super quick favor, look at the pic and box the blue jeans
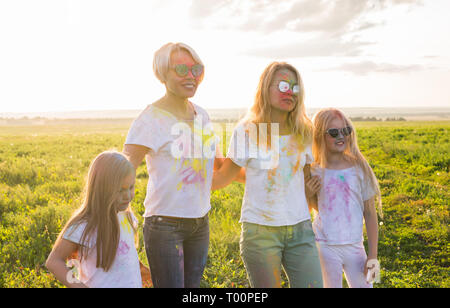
[143,214,209,288]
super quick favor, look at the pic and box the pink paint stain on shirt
[117,240,130,256]
[176,158,207,190]
[324,175,352,223]
[180,167,205,185]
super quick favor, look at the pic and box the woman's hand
[304,164,320,212]
[305,175,321,199]
[214,157,225,171]
[211,158,243,191]
[234,167,246,183]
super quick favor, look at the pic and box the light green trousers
[240,220,323,288]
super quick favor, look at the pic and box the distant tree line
[349,116,406,122]
[385,117,407,121]
[0,116,407,126]
[0,117,134,126]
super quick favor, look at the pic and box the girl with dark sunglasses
[307,108,383,288]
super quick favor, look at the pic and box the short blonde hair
[153,42,204,84]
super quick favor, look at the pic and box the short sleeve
[226,124,250,167]
[360,168,376,201]
[125,116,159,151]
[63,222,94,248]
[125,106,172,152]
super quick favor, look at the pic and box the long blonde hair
[312,108,382,217]
[242,61,313,150]
[55,150,136,271]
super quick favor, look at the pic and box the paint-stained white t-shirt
[312,166,376,245]
[125,104,215,218]
[227,122,313,226]
[63,211,142,288]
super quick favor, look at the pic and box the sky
[0,0,449,113]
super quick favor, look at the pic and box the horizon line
[2,105,450,115]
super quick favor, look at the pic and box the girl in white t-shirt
[307,108,383,288]
[213,62,323,288]
[46,151,148,288]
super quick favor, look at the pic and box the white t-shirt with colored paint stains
[63,211,142,288]
[125,104,215,218]
[311,166,376,245]
[227,122,313,226]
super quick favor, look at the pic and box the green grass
[0,120,448,288]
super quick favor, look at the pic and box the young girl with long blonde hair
[46,151,145,288]
[213,62,323,288]
[307,108,382,288]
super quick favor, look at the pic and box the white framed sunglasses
[276,80,300,95]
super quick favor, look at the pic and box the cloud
[287,0,371,34]
[243,36,374,58]
[188,0,422,35]
[387,0,423,5]
[189,0,229,19]
[188,0,422,59]
[318,60,427,75]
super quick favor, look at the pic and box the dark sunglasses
[173,64,204,78]
[276,80,300,95]
[326,126,352,138]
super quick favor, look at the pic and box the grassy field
[0,120,448,288]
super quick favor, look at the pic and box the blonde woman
[46,151,144,288]
[307,108,382,287]
[123,42,218,288]
[212,62,323,288]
